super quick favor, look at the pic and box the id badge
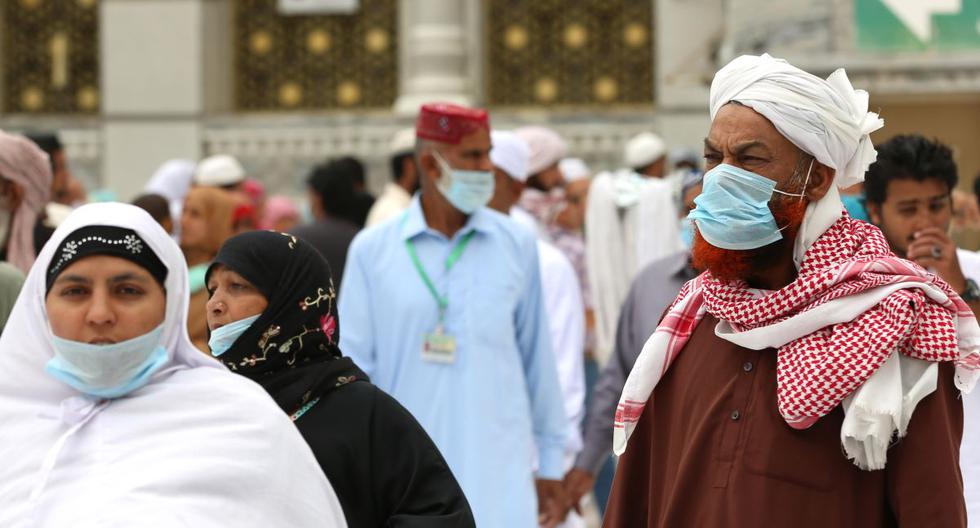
[422,325,456,364]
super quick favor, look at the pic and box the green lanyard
[405,231,476,323]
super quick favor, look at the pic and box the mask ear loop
[772,158,815,201]
[773,158,815,232]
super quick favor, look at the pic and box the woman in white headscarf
[0,202,347,527]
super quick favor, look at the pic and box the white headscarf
[0,203,346,527]
[709,54,884,267]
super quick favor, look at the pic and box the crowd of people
[2,52,980,527]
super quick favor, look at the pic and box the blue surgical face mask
[688,161,811,250]
[208,314,261,357]
[46,324,168,399]
[433,151,495,214]
[678,217,695,249]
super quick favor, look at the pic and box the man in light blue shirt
[339,103,569,527]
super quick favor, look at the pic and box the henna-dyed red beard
[691,199,808,282]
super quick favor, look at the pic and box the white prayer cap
[388,128,416,157]
[515,126,567,176]
[490,130,530,182]
[709,53,884,189]
[668,147,701,169]
[624,132,666,169]
[560,158,590,182]
[194,154,246,187]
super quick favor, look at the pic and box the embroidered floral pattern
[320,314,337,344]
[258,325,281,349]
[299,287,333,312]
[275,231,298,249]
[335,375,358,387]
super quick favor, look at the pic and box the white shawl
[0,203,347,527]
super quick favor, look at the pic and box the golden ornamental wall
[485,0,654,107]
[235,0,398,111]
[3,0,100,114]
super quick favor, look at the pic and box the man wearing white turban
[585,131,684,365]
[514,126,569,240]
[603,54,979,527]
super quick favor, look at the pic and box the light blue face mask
[433,150,495,214]
[46,324,168,399]
[688,161,811,250]
[208,314,261,357]
[678,217,695,249]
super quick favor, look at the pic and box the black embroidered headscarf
[206,230,364,413]
[47,225,167,294]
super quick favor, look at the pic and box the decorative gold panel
[3,0,100,114]
[486,0,654,107]
[235,0,397,110]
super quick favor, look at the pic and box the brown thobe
[604,314,966,528]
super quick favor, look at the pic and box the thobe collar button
[742,362,754,372]
[730,410,741,421]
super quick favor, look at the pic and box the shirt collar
[400,194,493,241]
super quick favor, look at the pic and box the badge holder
[422,311,456,364]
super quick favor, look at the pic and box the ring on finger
[931,246,942,259]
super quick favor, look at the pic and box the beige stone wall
[870,97,980,192]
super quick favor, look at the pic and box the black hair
[307,159,357,219]
[25,132,62,155]
[25,132,62,172]
[131,193,171,226]
[973,172,980,203]
[865,134,957,205]
[331,156,366,186]
[390,152,414,182]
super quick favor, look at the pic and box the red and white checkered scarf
[614,214,980,460]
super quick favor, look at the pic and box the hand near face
[906,227,966,292]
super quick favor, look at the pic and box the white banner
[278,0,359,15]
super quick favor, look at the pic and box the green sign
[856,0,980,51]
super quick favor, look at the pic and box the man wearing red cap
[338,103,570,527]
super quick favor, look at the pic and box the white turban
[490,130,530,182]
[515,126,567,176]
[710,53,883,190]
[709,54,885,267]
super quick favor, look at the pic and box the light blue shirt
[339,196,568,526]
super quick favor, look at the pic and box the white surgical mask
[432,151,495,215]
[208,314,260,357]
[45,324,167,399]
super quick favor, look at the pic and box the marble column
[100,0,231,200]
[393,0,480,115]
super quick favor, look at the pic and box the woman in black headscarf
[204,230,474,528]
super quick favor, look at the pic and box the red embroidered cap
[415,103,490,144]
